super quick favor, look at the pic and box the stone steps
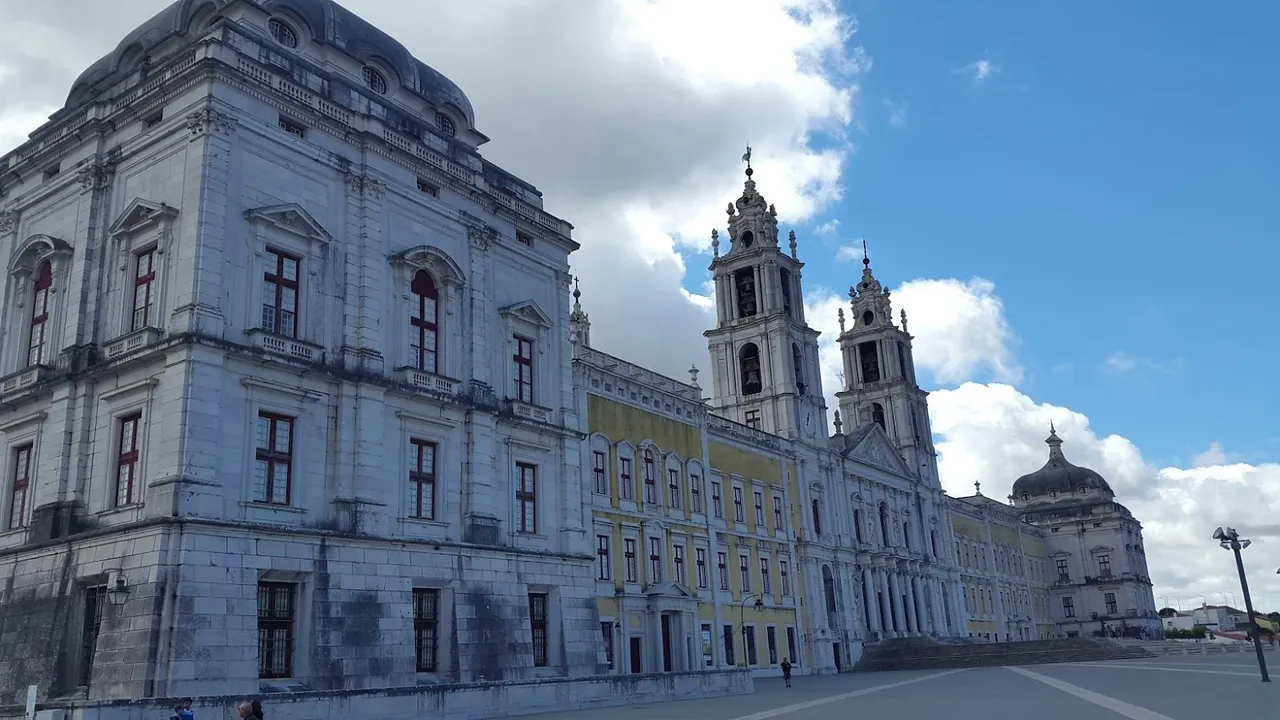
[856,637,1155,672]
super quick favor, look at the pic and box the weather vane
[741,144,752,170]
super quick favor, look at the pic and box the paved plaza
[517,654,1277,720]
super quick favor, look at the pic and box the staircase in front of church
[855,636,1156,671]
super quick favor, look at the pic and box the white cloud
[882,98,908,127]
[1104,351,1180,376]
[834,243,865,263]
[957,57,1001,85]
[814,218,841,235]
[894,278,1022,385]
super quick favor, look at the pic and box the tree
[1158,607,1178,618]
[1268,611,1280,624]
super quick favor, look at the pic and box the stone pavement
[514,654,1276,719]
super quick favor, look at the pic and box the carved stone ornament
[345,173,385,199]
[186,108,237,140]
[0,210,16,235]
[77,159,116,192]
[465,223,495,251]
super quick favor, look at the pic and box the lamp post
[739,594,765,667]
[1213,526,1269,682]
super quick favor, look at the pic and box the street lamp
[739,594,765,667]
[1213,526,1269,682]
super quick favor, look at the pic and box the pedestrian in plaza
[180,697,194,720]
[251,699,265,720]
[780,658,792,688]
[236,702,253,719]
[168,703,185,720]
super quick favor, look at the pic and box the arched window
[734,268,758,318]
[810,498,822,536]
[28,261,52,366]
[853,509,863,543]
[435,112,456,137]
[902,521,910,550]
[642,449,657,504]
[739,343,762,395]
[878,504,890,546]
[740,230,755,248]
[410,270,439,373]
[822,565,837,613]
[871,402,885,430]
[362,66,388,94]
[896,340,908,379]
[791,343,804,392]
[268,18,298,47]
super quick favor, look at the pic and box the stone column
[903,574,917,634]
[888,572,906,635]
[879,570,894,634]
[863,567,881,636]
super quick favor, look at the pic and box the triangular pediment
[109,198,177,237]
[1091,545,1115,554]
[1051,550,1072,558]
[500,300,554,328]
[244,203,331,243]
[644,581,694,598]
[844,423,912,476]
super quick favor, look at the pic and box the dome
[1011,426,1114,502]
[64,0,475,128]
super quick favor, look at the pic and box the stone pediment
[644,581,694,598]
[1090,545,1115,554]
[108,198,177,237]
[1051,550,1072,558]
[844,423,912,476]
[244,203,331,243]
[499,300,554,328]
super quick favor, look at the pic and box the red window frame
[649,537,662,583]
[780,560,791,596]
[760,557,771,595]
[668,469,681,509]
[592,451,607,494]
[131,249,156,331]
[690,475,702,513]
[643,450,657,504]
[114,413,142,507]
[717,552,729,590]
[8,444,32,529]
[624,538,637,582]
[754,491,765,526]
[673,544,685,584]
[597,535,611,580]
[695,548,708,588]
[712,481,722,518]
[262,249,300,338]
[733,487,745,522]
[255,412,294,505]
[408,439,437,520]
[410,270,440,373]
[28,261,52,366]
[773,494,784,531]
[739,554,751,593]
[619,457,634,500]
[516,462,537,533]
[513,335,534,403]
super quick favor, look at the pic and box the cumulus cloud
[957,57,1001,85]
[834,243,865,263]
[813,218,841,235]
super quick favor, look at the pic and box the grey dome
[1012,427,1113,500]
[64,0,475,127]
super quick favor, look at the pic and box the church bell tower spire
[704,149,827,442]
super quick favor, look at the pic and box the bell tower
[835,244,941,486]
[705,149,827,442]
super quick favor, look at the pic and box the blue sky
[776,2,1280,467]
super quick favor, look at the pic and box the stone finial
[726,201,736,218]
[974,480,982,495]
[833,410,844,435]
[689,364,700,388]
[900,308,908,333]
[837,308,846,333]
[788,229,798,259]
[711,229,720,257]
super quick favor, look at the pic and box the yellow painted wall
[952,515,984,540]
[589,395,702,458]
[990,523,1019,546]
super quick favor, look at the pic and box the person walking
[780,658,792,688]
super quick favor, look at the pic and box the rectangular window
[620,457,634,501]
[739,554,751,593]
[766,626,778,665]
[257,581,295,679]
[673,544,686,585]
[416,178,439,196]
[643,453,658,504]
[262,249,300,338]
[668,469,682,509]
[780,560,791,596]
[592,451,608,495]
[733,487,745,522]
[28,262,51,366]
[811,499,822,536]
[408,439,437,520]
[649,537,663,583]
[690,475,702,513]
[516,232,534,247]
[744,409,761,429]
[624,539,638,583]
[1062,596,1076,618]
[696,548,708,588]
[723,624,735,666]
[1056,559,1070,582]
[1098,555,1112,578]
[253,413,294,505]
[772,494,784,532]
[529,593,549,667]
[601,621,614,670]
[413,588,440,672]
[858,341,881,383]
[114,413,142,507]
[410,270,440,373]
[760,557,771,595]
[278,116,306,137]
[1105,592,1118,615]
[717,552,729,591]
[753,491,765,526]
[786,627,798,664]
[711,481,723,518]
[79,585,107,686]
[516,463,537,534]
[597,535,611,580]
[744,625,758,666]
[131,249,156,331]
[513,335,534,403]
[8,444,32,529]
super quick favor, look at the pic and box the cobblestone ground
[514,654,1277,719]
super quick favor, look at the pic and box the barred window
[413,588,440,672]
[529,593,549,667]
[257,582,295,678]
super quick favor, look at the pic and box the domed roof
[1012,425,1114,501]
[64,0,475,127]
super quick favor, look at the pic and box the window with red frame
[718,552,729,590]
[516,462,537,533]
[619,456,634,500]
[649,537,662,583]
[114,413,142,507]
[28,261,52,366]
[254,413,293,505]
[513,335,534,402]
[780,560,791,596]
[131,250,156,331]
[596,535,611,580]
[592,451,607,494]
[689,474,702,513]
[739,554,751,593]
[410,270,440,373]
[262,249,299,337]
[8,444,32,529]
[624,538,638,582]
[668,468,682,509]
[643,450,657,504]
[673,544,685,584]
[408,439,436,520]
[760,557,772,595]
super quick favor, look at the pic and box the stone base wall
[0,670,752,720]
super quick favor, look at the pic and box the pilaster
[170,106,234,335]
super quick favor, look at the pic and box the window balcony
[0,365,53,397]
[395,367,461,397]
[246,328,323,363]
[103,327,163,361]
[505,398,556,425]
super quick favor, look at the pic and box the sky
[1,0,1278,612]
